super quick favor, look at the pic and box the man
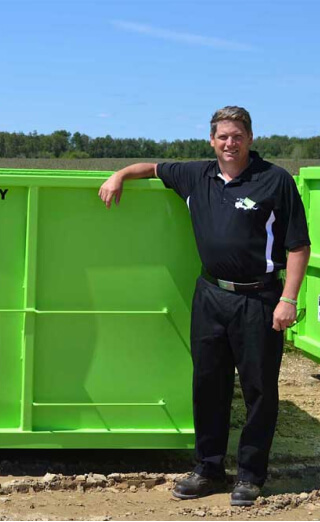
[98,106,310,506]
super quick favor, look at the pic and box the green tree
[71,132,90,153]
[50,130,71,157]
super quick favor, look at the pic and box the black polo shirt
[156,151,310,281]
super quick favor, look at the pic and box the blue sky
[1,0,320,141]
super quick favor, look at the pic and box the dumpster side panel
[0,184,28,428]
[35,187,197,311]
[30,182,198,435]
[0,314,24,428]
[0,186,27,308]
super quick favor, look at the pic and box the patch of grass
[272,158,320,176]
[0,157,319,176]
[0,158,168,172]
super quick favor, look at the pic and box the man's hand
[98,163,157,209]
[98,172,123,209]
[272,300,297,331]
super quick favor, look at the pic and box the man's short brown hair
[210,106,252,136]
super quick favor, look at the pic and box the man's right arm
[98,163,157,208]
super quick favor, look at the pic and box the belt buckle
[217,279,235,291]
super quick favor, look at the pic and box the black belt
[201,267,282,292]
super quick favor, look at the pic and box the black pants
[191,276,283,487]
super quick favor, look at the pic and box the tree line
[0,130,320,159]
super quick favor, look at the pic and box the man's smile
[224,150,238,156]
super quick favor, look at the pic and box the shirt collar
[209,151,261,181]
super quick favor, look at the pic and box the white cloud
[111,20,254,52]
[98,113,112,118]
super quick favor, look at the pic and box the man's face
[210,120,253,167]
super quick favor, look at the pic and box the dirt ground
[0,349,320,521]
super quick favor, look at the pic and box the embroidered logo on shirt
[235,197,258,210]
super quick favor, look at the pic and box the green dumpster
[0,169,200,448]
[288,167,320,363]
[0,166,319,449]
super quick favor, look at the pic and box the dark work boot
[173,472,227,500]
[230,480,261,506]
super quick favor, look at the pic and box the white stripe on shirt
[265,211,276,273]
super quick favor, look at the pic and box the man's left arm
[272,245,310,331]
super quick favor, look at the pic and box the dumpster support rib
[21,187,39,431]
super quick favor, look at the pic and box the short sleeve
[156,161,210,201]
[279,172,311,251]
